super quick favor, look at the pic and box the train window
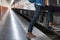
[57,0,60,5]
[49,0,60,6]
[49,0,57,6]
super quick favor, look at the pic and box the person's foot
[49,22,58,27]
[27,32,36,38]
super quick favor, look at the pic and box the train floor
[0,9,52,40]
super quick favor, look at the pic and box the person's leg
[47,6,53,22]
[47,6,57,26]
[27,6,43,38]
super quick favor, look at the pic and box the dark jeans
[28,5,53,33]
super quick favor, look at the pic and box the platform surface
[0,10,27,40]
[15,10,52,40]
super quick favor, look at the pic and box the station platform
[12,8,60,40]
[0,9,52,40]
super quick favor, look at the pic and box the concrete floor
[0,10,27,40]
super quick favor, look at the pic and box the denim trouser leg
[47,7,53,22]
[28,6,42,33]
